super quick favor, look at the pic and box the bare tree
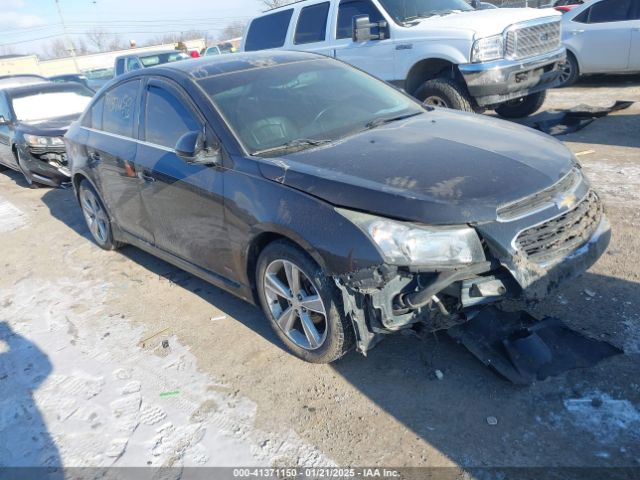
[258,0,295,8]
[85,27,111,52]
[42,36,90,59]
[218,21,246,41]
[107,36,127,51]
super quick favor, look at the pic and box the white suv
[242,0,566,118]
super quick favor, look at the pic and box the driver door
[135,78,230,277]
[332,0,397,81]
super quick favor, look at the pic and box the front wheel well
[405,58,459,96]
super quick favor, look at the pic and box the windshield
[11,87,93,122]
[139,52,189,67]
[197,59,423,156]
[378,0,473,23]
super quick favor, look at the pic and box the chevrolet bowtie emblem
[557,193,577,209]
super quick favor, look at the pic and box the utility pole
[54,0,80,72]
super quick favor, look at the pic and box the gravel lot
[1,76,639,473]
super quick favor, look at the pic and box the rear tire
[256,240,354,363]
[557,52,579,87]
[78,180,122,250]
[414,78,474,112]
[495,90,547,118]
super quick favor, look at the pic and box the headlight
[24,134,64,147]
[471,34,504,63]
[337,209,486,267]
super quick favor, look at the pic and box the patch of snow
[563,391,640,444]
[0,198,26,233]
[0,277,333,468]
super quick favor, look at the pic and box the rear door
[332,0,396,81]
[84,79,154,243]
[290,2,334,56]
[567,0,634,73]
[135,77,228,276]
[0,93,16,168]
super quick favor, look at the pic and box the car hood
[258,110,575,225]
[17,114,79,137]
[411,8,560,38]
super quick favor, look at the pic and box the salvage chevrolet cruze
[64,52,610,363]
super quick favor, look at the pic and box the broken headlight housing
[337,209,485,267]
[471,34,504,63]
[23,134,65,148]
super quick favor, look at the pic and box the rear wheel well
[406,58,458,96]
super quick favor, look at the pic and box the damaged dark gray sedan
[65,52,610,364]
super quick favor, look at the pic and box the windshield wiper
[364,112,422,130]
[252,138,332,156]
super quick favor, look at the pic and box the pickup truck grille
[515,191,602,265]
[505,19,561,60]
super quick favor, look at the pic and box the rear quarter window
[295,2,330,44]
[245,9,294,51]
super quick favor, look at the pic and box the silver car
[558,0,640,86]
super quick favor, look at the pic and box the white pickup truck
[241,0,566,118]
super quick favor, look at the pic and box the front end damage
[19,144,71,187]
[334,175,613,376]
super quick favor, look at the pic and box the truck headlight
[24,134,65,147]
[337,209,485,267]
[471,34,504,63]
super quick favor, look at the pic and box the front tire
[256,240,354,363]
[414,78,474,112]
[78,180,121,250]
[495,90,547,118]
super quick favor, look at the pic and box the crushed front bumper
[335,200,610,356]
[459,48,566,107]
[18,146,71,187]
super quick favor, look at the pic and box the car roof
[0,74,49,90]
[116,49,182,59]
[144,50,324,80]
[2,81,89,97]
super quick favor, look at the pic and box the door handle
[571,30,585,35]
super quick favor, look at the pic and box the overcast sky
[0,0,264,56]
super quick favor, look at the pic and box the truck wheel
[558,52,579,87]
[494,91,546,119]
[415,78,474,112]
[256,240,355,363]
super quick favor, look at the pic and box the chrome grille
[498,168,582,221]
[505,18,561,60]
[515,191,602,265]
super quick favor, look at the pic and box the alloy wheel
[80,188,109,245]
[263,259,328,350]
[559,60,573,85]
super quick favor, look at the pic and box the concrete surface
[0,75,639,473]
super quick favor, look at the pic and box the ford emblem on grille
[540,33,550,42]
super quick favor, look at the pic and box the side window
[245,9,294,51]
[294,2,330,45]
[115,58,125,75]
[577,0,633,23]
[82,96,104,129]
[126,57,142,71]
[337,0,383,39]
[144,84,200,149]
[103,80,139,138]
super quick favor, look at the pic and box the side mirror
[175,131,221,166]
[0,115,10,126]
[352,15,387,42]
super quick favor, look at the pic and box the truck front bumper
[459,47,566,107]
